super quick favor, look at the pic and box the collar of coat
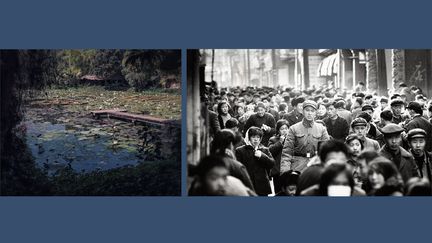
[411,149,432,160]
[245,144,265,150]
[302,118,314,128]
[383,145,411,157]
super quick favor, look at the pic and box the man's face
[364,109,373,117]
[391,105,403,116]
[295,103,303,114]
[410,137,426,156]
[249,135,262,147]
[328,105,337,118]
[246,105,254,113]
[408,108,416,118]
[416,98,425,107]
[204,166,229,196]
[353,125,368,138]
[228,95,235,102]
[348,139,362,157]
[257,107,266,117]
[253,96,260,103]
[245,95,252,102]
[303,106,316,121]
[381,102,388,109]
[384,133,402,151]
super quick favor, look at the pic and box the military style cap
[380,124,404,135]
[302,100,317,110]
[390,98,405,107]
[256,102,265,109]
[361,104,374,112]
[407,128,427,140]
[351,117,368,128]
[380,97,389,103]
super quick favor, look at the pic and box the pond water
[24,109,143,175]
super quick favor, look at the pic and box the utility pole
[271,49,278,87]
[303,49,310,89]
[210,49,215,81]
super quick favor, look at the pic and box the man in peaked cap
[407,128,432,185]
[281,100,330,173]
[390,98,409,125]
[351,117,381,151]
[405,101,432,152]
[361,104,374,117]
[379,124,419,182]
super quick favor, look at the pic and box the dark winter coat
[223,157,255,192]
[379,145,420,182]
[244,113,276,145]
[235,144,275,196]
[282,110,303,127]
[323,116,349,140]
[268,135,286,177]
[208,109,220,138]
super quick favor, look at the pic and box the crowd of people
[189,81,432,196]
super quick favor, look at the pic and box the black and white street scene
[187,49,432,196]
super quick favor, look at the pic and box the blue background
[1,0,432,242]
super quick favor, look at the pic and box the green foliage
[49,159,180,196]
[53,49,181,91]
[1,50,181,196]
[121,50,181,91]
[55,50,95,84]
[90,49,123,79]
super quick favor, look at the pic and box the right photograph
[187,49,432,196]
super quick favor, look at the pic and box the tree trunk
[366,49,378,91]
[376,49,388,96]
[392,49,405,92]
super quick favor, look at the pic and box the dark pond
[24,108,143,175]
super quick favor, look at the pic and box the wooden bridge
[90,109,180,127]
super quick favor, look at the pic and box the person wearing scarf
[235,127,275,196]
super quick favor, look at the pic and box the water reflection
[25,120,141,175]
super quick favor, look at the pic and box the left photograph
[0,49,181,196]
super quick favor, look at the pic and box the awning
[317,53,338,77]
